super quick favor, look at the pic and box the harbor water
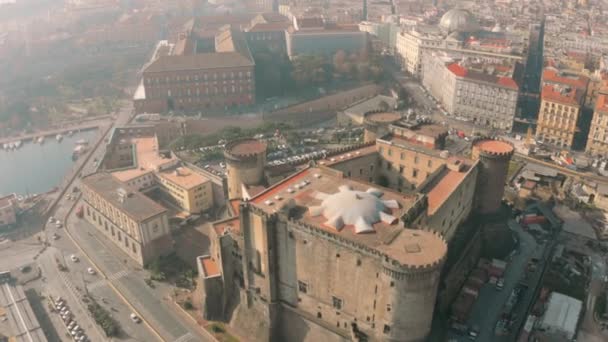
[0,130,98,196]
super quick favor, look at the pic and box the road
[392,73,502,136]
[446,220,546,342]
[43,100,209,342]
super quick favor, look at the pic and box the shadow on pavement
[25,288,63,342]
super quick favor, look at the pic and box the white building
[422,53,519,131]
[538,292,582,341]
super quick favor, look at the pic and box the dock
[0,123,100,145]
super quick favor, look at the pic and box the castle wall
[277,306,350,342]
[326,152,379,184]
[271,216,442,341]
[437,229,483,313]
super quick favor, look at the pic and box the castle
[198,113,514,341]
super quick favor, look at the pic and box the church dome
[439,9,480,33]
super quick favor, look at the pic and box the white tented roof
[309,186,398,233]
[540,292,582,339]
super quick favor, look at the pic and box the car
[87,267,96,275]
[130,313,141,323]
[48,216,55,224]
[55,221,63,228]
[496,278,505,290]
[70,255,79,262]
[52,233,59,240]
[20,265,32,273]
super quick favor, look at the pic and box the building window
[132,243,137,253]
[400,152,404,160]
[414,156,419,164]
[332,296,343,310]
[117,231,121,241]
[383,325,391,334]
[298,281,308,293]
[399,165,404,173]
[412,169,418,178]
[387,149,392,156]
[427,160,432,167]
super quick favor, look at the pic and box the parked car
[70,255,79,262]
[130,313,141,323]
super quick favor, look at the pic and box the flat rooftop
[199,256,220,278]
[112,136,176,183]
[82,173,167,222]
[226,139,266,156]
[318,145,378,167]
[157,166,210,190]
[474,139,514,154]
[365,112,402,123]
[250,167,446,267]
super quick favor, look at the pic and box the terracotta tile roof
[541,84,584,107]
[474,140,514,154]
[447,63,467,77]
[426,168,468,215]
[212,216,240,236]
[542,68,589,90]
[596,93,608,113]
[229,199,241,216]
[497,77,519,89]
[447,63,518,89]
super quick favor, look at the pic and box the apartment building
[423,55,520,131]
[586,87,608,156]
[536,84,585,148]
[396,26,444,76]
[285,17,368,59]
[81,173,173,266]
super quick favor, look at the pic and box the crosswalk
[58,271,79,295]
[87,269,129,292]
[173,332,196,342]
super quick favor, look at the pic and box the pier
[0,123,101,146]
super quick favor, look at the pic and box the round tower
[471,139,514,214]
[379,230,447,342]
[363,111,402,143]
[224,139,267,200]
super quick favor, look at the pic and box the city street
[65,208,203,342]
[37,99,209,342]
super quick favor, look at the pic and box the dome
[439,9,479,33]
[308,186,399,233]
